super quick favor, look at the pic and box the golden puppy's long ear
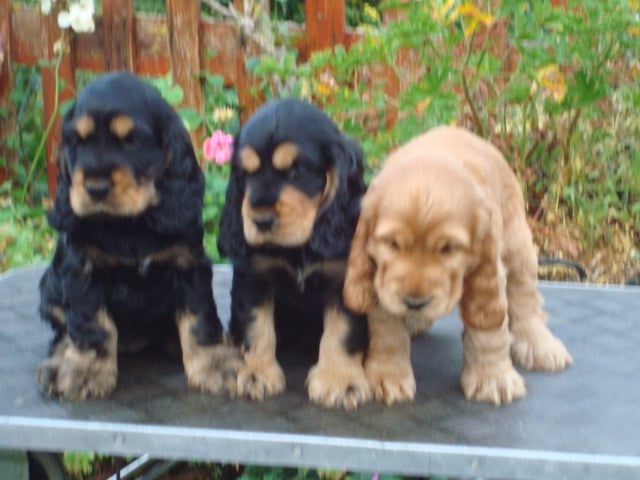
[343,193,379,314]
[460,198,507,331]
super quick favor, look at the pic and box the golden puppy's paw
[237,357,286,400]
[184,343,243,396]
[365,356,416,405]
[511,327,573,372]
[306,362,372,410]
[461,361,526,405]
[37,343,117,400]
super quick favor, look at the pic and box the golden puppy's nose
[402,295,432,310]
[253,213,277,232]
[85,178,112,201]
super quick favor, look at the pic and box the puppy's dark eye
[120,134,137,149]
[286,162,301,180]
[382,237,400,251]
[439,242,462,256]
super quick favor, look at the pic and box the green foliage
[62,451,96,477]
[0,187,55,271]
[249,0,640,261]
[147,71,238,262]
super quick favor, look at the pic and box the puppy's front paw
[37,340,117,400]
[184,343,243,396]
[461,361,525,405]
[511,327,573,372]
[365,356,416,405]
[237,357,286,400]
[306,362,372,410]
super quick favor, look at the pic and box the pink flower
[203,130,233,165]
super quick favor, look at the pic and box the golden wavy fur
[344,126,572,405]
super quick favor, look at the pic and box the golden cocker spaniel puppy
[343,126,572,405]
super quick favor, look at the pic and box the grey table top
[1,265,639,479]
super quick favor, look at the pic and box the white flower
[57,10,71,28]
[41,0,53,15]
[57,0,96,33]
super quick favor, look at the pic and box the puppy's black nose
[85,179,112,201]
[253,214,277,232]
[402,295,432,310]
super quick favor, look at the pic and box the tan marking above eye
[240,147,260,173]
[74,115,95,139]
[110,115,135,139]
[272,142,299,171]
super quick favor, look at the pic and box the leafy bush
[1,1,638,278]
[249,0,640,281]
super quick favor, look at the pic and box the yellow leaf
[457,2,494,25]
[534,64,567,103]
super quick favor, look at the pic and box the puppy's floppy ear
[217,133,249,261]
[146,105,205,240]
[343,189,379,314]
[466,186,493,272]
[47,103,77,233]
[310,134,367,257]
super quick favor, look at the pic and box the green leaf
[568,70,607,108]
[177,107,202,130]
[164,85,184,106]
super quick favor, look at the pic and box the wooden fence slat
[0,0,14,184]
[305,0,345,51]
[102,0,136,72]
[232,0,263,122]
[40,6,76,196]
[4,1,358,194]
[165,0,204,158]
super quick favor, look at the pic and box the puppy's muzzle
[253,213,277,232]
[85,177,113,201]
[402,295,432,311]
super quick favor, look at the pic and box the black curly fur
[39,72,224,364]
[217,98,368,358]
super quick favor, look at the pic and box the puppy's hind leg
[505,226,572,372]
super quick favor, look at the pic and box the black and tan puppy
[37,72,240,400]
[218,98,370,409]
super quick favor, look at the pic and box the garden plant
[0,0,639,477]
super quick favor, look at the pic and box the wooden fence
[0,0,362,195]
[0,0,523,196]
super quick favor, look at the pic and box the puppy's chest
[73,228,199,274]
[251,253,346,293]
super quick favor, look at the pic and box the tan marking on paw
[177,312,242,396]
[365,307,415,405]
[237,302,286,400]
[306,307,371,410]
[37,309,118,400]
[461,322,526,405]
